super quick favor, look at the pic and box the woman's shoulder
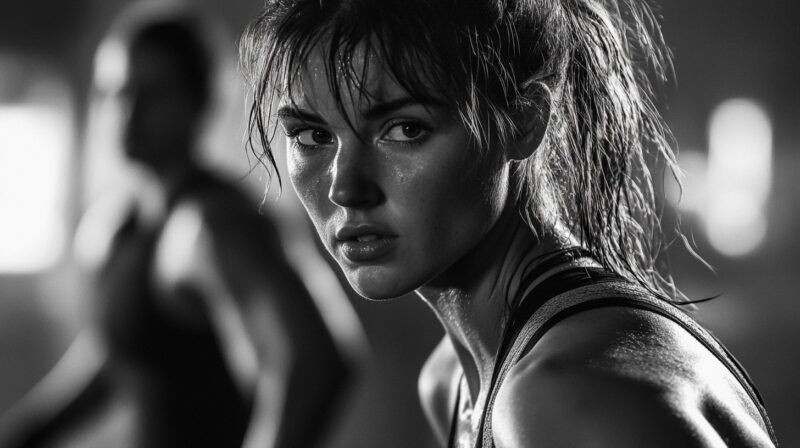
[418,337,461,446]
[492,304,775,447]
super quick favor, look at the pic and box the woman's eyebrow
[362,97,443,120]
[276,97,445,124]
[276,106,325,124]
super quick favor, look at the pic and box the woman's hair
[240,0,684,301]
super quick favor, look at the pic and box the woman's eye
[382,122,427,143]
[294,128,334,147]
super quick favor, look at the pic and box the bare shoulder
[73,190,136,269]
[155,195,284,284]
[492,306,775,448]
[185,184,282,254]
[154,200,209,287]
[147,200,214,324]
[419,337,461,446]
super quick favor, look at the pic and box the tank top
[447,248,778,447]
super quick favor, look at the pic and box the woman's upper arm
[490,306,774,448]
[492,361,727,448]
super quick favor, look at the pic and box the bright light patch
[0,104,71,272]
[706,194,767,256]
[706,99,772,257]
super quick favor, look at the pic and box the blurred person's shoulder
[178,169,279,238]
[158,173,284,280]
[74,189,139,269]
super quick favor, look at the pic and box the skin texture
[419,306,775,448]
[491,306,774,447]
[284,43,775,447]
[280,48,509,301]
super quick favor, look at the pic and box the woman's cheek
[288,151,329,213]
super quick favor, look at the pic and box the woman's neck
[416,206,570,402]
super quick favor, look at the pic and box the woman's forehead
[281,44,416,114]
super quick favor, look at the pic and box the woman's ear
[505,82,551,161]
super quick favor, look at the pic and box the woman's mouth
[336,227,397,262]
[354,234,378,242]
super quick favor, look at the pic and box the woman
[240,0,777,446]
[0,5,361,448]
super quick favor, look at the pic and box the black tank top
[447,248,778,447]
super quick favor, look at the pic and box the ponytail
[517,0,682,301]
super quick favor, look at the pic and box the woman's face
[278,49,511,299]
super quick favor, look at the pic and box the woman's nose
[328,140,383,209]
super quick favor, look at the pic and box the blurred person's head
[95,5,213,174]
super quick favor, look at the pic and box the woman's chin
[349,282,406,301]
[343,268,412,301]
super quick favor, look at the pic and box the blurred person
[239,0,779,446]
[0,4,362,448]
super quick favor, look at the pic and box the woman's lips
[339,236,396,262]
[335,226,397,263]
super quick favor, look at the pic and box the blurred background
[0,0,796,446]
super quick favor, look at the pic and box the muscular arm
[156,202,358,448]
[491,307,775,448]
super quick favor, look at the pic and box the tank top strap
[475,265,778,447]
[473,253,601,447]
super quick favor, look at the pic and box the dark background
[0,0,797,446]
